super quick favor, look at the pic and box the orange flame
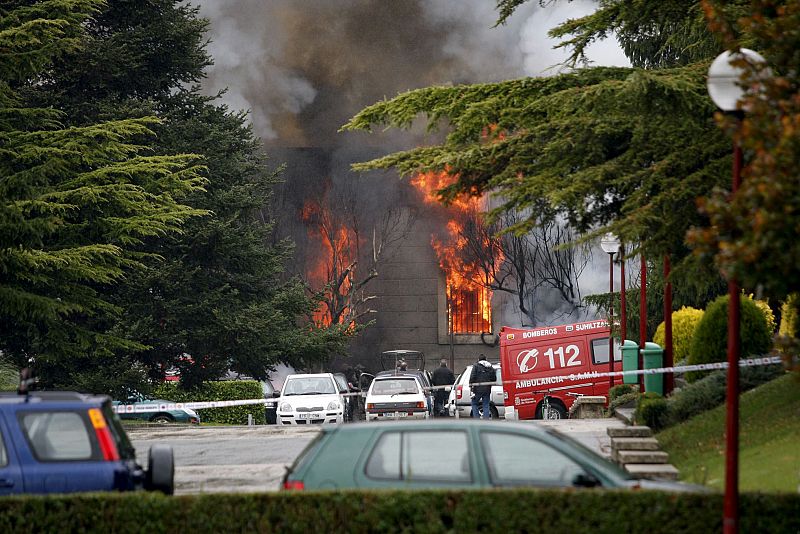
[411,170,500,333]
[302,200,356,327]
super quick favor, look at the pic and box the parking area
[127,417,626,494]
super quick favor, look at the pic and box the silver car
[448,363,505,419]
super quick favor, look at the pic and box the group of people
[431,354,496,419]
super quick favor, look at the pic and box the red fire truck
[499,320,620,420]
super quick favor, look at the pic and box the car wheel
[490,405,499,419]
[537,400,567,420]
[150,413,174,424]
[146,444,175,495]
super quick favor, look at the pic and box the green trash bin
[621,340,639,385]
[642,342,664,395]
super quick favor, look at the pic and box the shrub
[778,293,799,337]
[609,392,639,414]
[635,392,669,431]
[687,295,772,382]
[0,358,17,391]
[608,384,634,401]
[753,298,776,334]
[0,490,797,533]
[153,380,265,425]
[653,306,704,364]
[665,364,784,428]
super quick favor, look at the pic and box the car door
[489,365,504,414]
[478,429,593,488]
[0,413,23,495]
[358,429,478,489]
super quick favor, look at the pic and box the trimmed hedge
[608,384,634,401]
[653,306,704,365]
[687,295,772,382]
[635,392,669,431]
[153,381,265,425]
[0,490,798,533]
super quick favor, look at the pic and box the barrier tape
[424,355,785,392]
[113,356,784,413]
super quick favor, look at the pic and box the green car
[282,420,701,492]
[113,395,200,424]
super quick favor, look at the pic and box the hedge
[153,381,265,425]
[687,295,772,382]
[0,490,797,533]
[653,306,704,365]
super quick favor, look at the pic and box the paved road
[128,417,626,495]
[127,426,318,494]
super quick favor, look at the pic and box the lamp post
[618,245,626,342]
[707,48,768,534]
[600,233,621,389]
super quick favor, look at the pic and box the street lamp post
[707,48,769,534]
[600,233,621,389]
[619,245,626,342]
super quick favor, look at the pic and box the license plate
[384,412,407,418]
[297,413,320,419]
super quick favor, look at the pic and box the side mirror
[572,472,601,488]
[272,391,281,398]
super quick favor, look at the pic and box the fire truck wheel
[538,400,567,420]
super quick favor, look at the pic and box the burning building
[196,1,599,373]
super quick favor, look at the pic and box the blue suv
[0,391,174,495]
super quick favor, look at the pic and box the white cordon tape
[113,398,272,414]
[113,356,784,413]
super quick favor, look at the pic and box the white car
[365,375,430,421]
[277,373,345,425]
[447,363,506,419]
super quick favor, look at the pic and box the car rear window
[20,411,96,461]
[371,378,419,396]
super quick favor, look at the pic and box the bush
[0,358,17,391]
[778,293,799,337]
[608,384,634,401]
[0,490,797,533]
[608,392,639,414]
[665,364,784,428]
[687,295,772,382]
[153,381,265,425]
[653,306,704,364]
[635,392,669,431]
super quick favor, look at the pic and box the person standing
[469,354,496,419]
[431,359,455,416]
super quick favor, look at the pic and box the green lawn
[657,373,800,492]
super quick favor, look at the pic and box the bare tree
[301,178,416,327]
[457,209,592,326]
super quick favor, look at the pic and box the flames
[301,199,355,327]
[411,170,498,333]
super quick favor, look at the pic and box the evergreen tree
[0,0,206,391]
[20,0,351,391]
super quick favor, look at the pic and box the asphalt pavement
[127,417,626,495]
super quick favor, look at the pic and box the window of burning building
[447,286,492,334]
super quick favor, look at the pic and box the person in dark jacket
[469,354,496,419]
[431,359,455,416]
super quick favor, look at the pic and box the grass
[657,373,800,492]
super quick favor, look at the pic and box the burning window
[412,171,498,336]
[448,286,492,334]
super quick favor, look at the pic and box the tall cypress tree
[0,0,207,392]
[20,0,351,392]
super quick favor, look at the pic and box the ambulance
[499,320,621,420]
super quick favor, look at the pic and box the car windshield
[283,377,336,396]
[372,378,419,396]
